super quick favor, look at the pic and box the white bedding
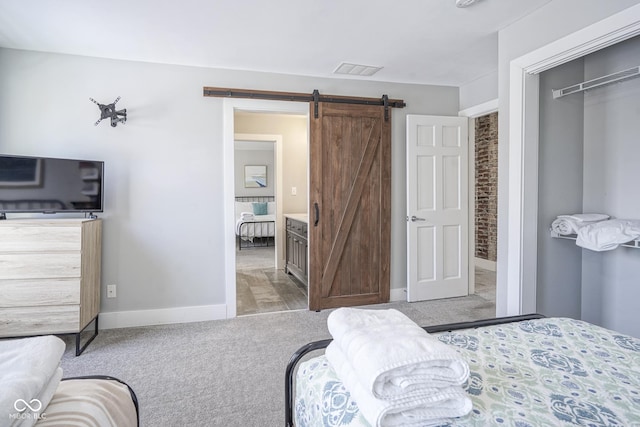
[0,336,65,427]
[236,214,276,240]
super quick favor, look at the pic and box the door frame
[234,133,283,268]
[504,5,640,317]
[459,99,498,297]
[223,99,309,318]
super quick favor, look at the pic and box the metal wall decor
[90,96,127,127]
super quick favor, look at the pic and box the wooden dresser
[285,214,308,288]
[0,218,102,355]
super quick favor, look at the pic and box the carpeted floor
[59,295,495,426]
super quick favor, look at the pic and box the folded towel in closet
[327,308,469,400]
[326,342,472,427]
[576,219,640,251]
[558,213,610,222]
[551,213,610,235]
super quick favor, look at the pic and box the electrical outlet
[107,284,117,298]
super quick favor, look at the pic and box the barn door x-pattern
[309,102,391,310]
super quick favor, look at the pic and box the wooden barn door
[309,102,391,310]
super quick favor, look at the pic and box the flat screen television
[0,154,104,216]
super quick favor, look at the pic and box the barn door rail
[203,87,405,120]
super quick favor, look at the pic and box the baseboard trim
[475,257,497,271]
[99,304,227,330]
[390,288,407,302]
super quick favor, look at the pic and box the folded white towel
[557,213,610,222]
[326,343,472,427]
[240,212,255,220]
[327,308,469,400]
[576,219,640,251]
[0,336,65,427]
[551,213,610,235]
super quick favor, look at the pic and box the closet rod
[552,65,640,99]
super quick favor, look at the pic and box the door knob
[411,216,426,222]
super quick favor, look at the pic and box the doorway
[223,100,310,318]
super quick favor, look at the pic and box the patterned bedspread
[295,317,640,427]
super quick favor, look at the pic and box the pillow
[252,202,268,215]
[267,202,276,215]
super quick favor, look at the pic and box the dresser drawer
[0,253,81,280]
[0,305,80,336]
[0,279,80,307]
[0,225,81,252]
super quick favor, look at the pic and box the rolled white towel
[576,219,640,251]
[326,343,472,427]
[551,213,610,235]
[327,308,469,400]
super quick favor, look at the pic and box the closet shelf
[552,65,640,99]
[550,230,640,249]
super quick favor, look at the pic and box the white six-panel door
[406,115,469,302]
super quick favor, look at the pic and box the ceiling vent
[334,62,383,77]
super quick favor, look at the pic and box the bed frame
[284,313,545,427]
[62,375,140,426]
[236,196,275,250]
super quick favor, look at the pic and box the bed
[35,375,139,426]
[235,196,276,250]
[1,335,139,427]
[285,314,640,427]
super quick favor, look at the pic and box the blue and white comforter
[295,318,640,427]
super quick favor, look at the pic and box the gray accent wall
[581,36,640,336]
[537,59,584,319]
[234,147,274,198]
[536,35,640,337]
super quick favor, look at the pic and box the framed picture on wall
[244,165,267,188]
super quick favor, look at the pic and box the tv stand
[0,218,102,355]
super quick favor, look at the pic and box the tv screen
[0,154,104,214]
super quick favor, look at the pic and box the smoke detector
[456,0,478,7]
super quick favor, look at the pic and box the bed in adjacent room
[285,313,640,427]
[235,196,276,250]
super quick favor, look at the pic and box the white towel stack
[325,308,472,427]
[240,212,255,221]
[551,213,610,235]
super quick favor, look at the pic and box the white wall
[459,70,498,111]
[0,47,458,325]
[496,0,640,317]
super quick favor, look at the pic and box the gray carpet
[60,295,495,426]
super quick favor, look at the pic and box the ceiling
[0,0,553,87]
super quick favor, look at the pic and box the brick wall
[475,112,498,262]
